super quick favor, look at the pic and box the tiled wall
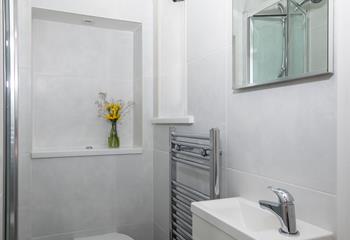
[32,18,135,150]
[30,153,154,240]
[16,0,155,239]
[17,0,33,240]
[336,2,350,239]
[154,0,336,239]
[13,0,340,239]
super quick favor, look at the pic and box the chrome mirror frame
[233,0,334,90]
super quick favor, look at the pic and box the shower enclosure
[249,0,308,84]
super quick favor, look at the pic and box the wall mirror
[233,0,333,89]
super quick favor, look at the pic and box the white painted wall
[16,0,154,239]
[154,0,339,239]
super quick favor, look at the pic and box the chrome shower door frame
[2,0,19,240]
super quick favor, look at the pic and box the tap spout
[259,187,299,235]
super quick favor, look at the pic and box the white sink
[191,197,334,240]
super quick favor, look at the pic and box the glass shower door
[248,0,308,85]
[250,16,285,84]
[288,0,308,75]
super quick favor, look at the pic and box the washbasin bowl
[191,197,334,240]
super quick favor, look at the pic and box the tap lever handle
[268,186,295,203]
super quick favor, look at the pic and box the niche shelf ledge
[31,147,143,159]
[151,116,194,125]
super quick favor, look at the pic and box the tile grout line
[227,168,336,197]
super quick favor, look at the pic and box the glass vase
[108,122,120,148]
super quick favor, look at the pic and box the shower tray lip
[31,146,143,159]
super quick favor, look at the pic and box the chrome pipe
[172,210,192,225]
[172,197,191,212]
[172,189,198,202]
[172,180,210,200]
[169,127,176,240]
[172,230,186,240]
[171,132,209,140]
[210,129,220,199]
[253,14,288,17]
[172,196,191,207]
[2,0,19,240]
[172,149,210,161]
[173,222,192,239]
[172,157,210,171]
[172,205,192,220]
[171,140,210,150]
[173,214,192,230]
[289,0,307,15]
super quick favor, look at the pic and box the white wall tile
[187,0,231,62]
[187,49,228,133]
[153,150,169,231]
[336,1,350,239]
[18,0,32,69]
[18,208,32,240]
[31,157,117,237]
[156,0,187,118]
[17,1,33,240]
[227,78,336,194]
[31,154,154,238]
[226,168,336,231]
[154,126,171,152]
[153,0,337,236]
[114,153,154,227]
[19,67,32,154]
[154,223,168,240]
[17,0,155,239]
[32,19,135,149]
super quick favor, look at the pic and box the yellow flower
[102,101,125,122]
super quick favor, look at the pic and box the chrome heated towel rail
[169,128,221,240]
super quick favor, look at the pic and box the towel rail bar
[171,157,210,171]
[173,213,192,228]
[172,180,210,200]
[172,189,199,203]
[171,140,210,150]
[171,132,209,140]
[172,198,191,212]
[172,149,210,161]
[169,128,221,240]
[172,230,187,240]
[172,205,192,220]
[172,211,192,225]
[173,222,192,239]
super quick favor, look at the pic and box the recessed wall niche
[32,8,143,158]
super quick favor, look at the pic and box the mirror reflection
[235,0,331,88]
